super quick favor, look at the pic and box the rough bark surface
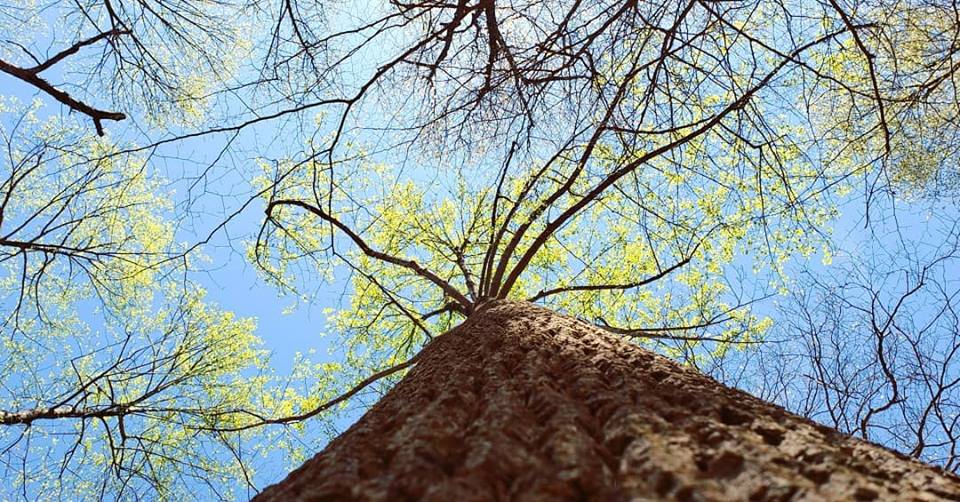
[255,300,960,501]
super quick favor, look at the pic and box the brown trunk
[255,300,960,501]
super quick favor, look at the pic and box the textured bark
[256,300,960,501]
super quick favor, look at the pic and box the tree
[0,4,317,498]
[2,0,960,498]
[255,301,960,500]
[0,97,280,499]
[719,205,960,471]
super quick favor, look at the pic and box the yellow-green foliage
[0,101,332,499]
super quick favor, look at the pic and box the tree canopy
[2,0,960,498]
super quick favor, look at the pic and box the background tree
[2,0,960,498]
[0,3,328,499]
[0,93,294,500]
[720,204,960,472]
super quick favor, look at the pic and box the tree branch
[0,58,125,136]
[265,199,472,313]
[527,252,695,303]
[208,354,421,432]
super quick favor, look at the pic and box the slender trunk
[256,301,960,500]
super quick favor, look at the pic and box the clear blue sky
[3,5,960,494]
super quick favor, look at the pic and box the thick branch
[265,199,472,313]
[1,404,132,426]
[29,29,130,73]
[0,58,125,136]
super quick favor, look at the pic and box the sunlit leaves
[0,101,330,499]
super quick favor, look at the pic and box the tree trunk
[255,300,960,501]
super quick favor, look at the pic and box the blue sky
[0,66,365,494]
[4,3,960,495]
